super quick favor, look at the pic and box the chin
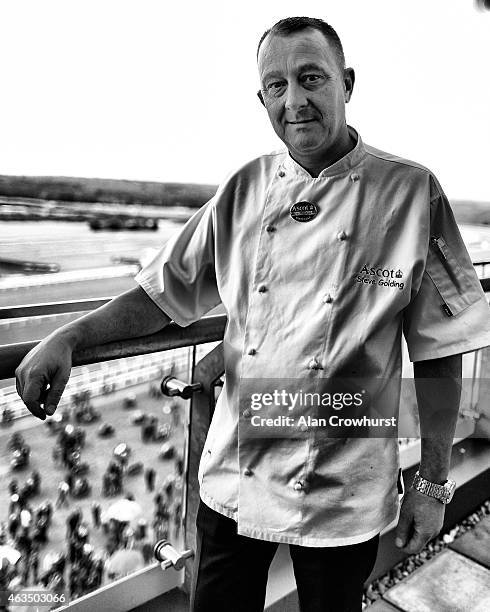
[292,140,323,154]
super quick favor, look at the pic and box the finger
[39,386,49,408]
[44,368,70,415]
[395,507,412,548]
[403,529,430,555]
[23,377,47,420]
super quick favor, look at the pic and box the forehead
[258,28,339,79]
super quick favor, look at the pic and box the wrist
[418,468,448,486]
[50,322,85,351]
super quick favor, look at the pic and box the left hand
[395,488,445,554]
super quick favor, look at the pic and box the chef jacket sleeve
[403,175,490,362]
[135,197,221,327]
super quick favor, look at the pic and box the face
[258,28,354,168]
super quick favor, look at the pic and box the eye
[266,81,286,96]
[267,81,284,91]
[301,74,323,84]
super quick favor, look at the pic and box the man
[56,481,70,509]
[145,466,157,492]
[91,500,102,529]
[15,16,490,612]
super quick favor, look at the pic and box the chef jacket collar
[282,125,366,179]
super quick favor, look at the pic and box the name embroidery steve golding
[356,265,404,291]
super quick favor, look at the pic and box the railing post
[182,343,224,595]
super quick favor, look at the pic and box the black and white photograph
[1,1,490,611]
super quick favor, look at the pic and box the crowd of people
[0,383,186,607]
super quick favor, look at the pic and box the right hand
[15,333,73,420]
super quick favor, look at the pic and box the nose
[284,80,308,112]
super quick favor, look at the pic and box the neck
[291,128,356,178]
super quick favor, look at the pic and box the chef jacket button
[265,224,276,233]
[247,348,257,356]
[337,230,347,241]
[293,481,304,491]
[244,467,253,477]
[278,170,286,177]
[323,293,333,304]
[258,284,267,293]
[308,358,323,370]
[242,408,252,418]
[350,172,360,182]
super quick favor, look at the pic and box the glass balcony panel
[0,348,192,605]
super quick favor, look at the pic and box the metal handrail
[0,297,113,320]
[0,315,227,379]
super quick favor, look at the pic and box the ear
[257,90,266,107]
[343,67,355,103]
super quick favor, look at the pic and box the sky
[0,0,489,200]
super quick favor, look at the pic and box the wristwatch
[411,471,456,505]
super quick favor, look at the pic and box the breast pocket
[426,234,481,317]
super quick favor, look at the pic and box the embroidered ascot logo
[356,265,404,291]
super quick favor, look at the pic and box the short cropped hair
[257,16,345,70]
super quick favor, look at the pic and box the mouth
[287,119,316,125]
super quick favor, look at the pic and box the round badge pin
[289,201,319,222]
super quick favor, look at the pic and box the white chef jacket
[135,127,490,546]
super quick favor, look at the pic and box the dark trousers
[190,500,379,612]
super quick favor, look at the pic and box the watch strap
[411,471,455,504]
